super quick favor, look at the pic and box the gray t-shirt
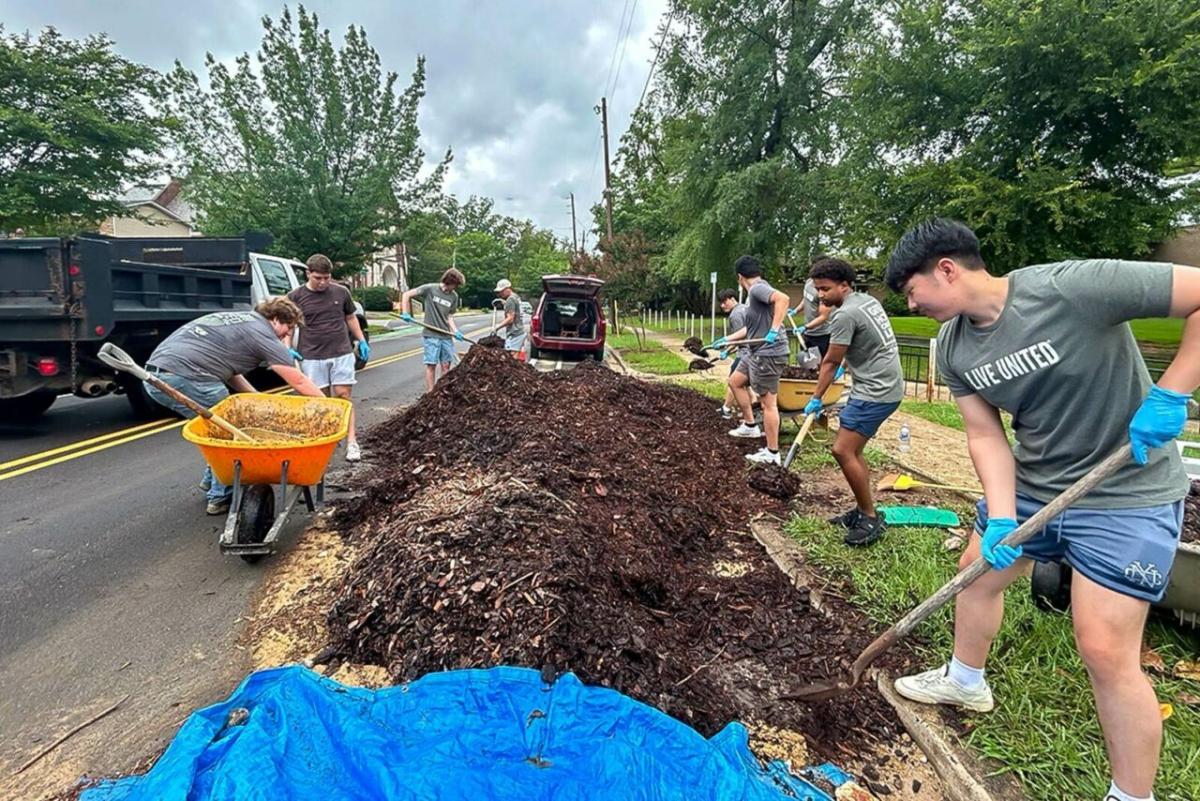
[728,303,750,357]
[503,293,525,335]
[415,283,460,338]
[744,280,789,358]
[828,292,904,403]
[802,279,830,336]
[937,259,1189,508]
[148,311,293,383]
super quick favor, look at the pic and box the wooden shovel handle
[852,443,1133,672]
[142,374,255,442]
[416,319,476,344]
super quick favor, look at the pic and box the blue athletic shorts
[974,493,1184,602]
[838,398,900,438]
[422,336,455,365]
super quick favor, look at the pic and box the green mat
[879,506,960,528]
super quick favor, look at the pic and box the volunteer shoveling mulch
[1184,480,1199,544]
[324,348,905,757]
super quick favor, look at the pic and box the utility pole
[600,97,614,244]
[569,192,579,253]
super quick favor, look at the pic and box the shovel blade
[776,675,858,703]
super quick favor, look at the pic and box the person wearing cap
[494,279,525,358]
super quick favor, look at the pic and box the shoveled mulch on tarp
[1184,480,1199,544]
[324,347,906,757]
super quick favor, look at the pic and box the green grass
[899,399,967,431]
[888,315,1184,347]
[608,332,692,376]
[784,516,1200,801]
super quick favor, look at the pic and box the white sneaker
[728,422,763,438]
[345,441,362,462]
[894,665,995,712]
[745,447,781,466]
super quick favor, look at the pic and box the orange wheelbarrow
[183,394,352,563]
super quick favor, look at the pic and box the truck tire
[0,390,57,421]
[121,375,168,420]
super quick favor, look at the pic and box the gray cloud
[0,0,668,244]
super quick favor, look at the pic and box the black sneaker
[828,507,861,529]
[844,513,886,547]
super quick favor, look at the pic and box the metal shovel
[97,343,257,442]
[777,443,1133,703]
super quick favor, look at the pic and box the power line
[636,9,675,115]
[600,0,633,102]
[608,0,640,106]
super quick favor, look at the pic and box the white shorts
[301,352,357,388]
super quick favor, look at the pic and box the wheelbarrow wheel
[1031,560,1072,614]
[237,485,275,564]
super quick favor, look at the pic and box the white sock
[947,656,985,690]
[1105,781,1153,801]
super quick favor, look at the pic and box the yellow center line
[0,324,491,484]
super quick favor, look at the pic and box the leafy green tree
[168,6,448,276]
[0,27,168,233]
[839,0,1200,272]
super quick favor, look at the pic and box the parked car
[528,275,606,361]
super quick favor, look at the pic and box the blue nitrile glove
[356,340,370,361]
[980,517,1021,570]
[792,325,806,337]
[454,330,465,342]
[710,336,728,349]
[288,348,304,362]
[764,329,779,344]
[718,349,729,360]
[1128,385,1190,465]
[803,397,823,416]
[791,304,804,316]
[401,312,415,324]
[833,365,845,381]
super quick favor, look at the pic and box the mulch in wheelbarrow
[325,347,907,757]
[1184,480,1199,544]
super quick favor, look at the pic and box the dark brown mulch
[781,365,820,380]
[327,347,904,756]
[1184,480,1199,544]
[747,465,800,500]
[688,358,715,371]
[475,335,505,348]
[682,336,705,354]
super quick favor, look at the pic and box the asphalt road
[0,316,490,800]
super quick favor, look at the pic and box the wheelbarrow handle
[97,344,256,442]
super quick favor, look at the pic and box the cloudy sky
[1,1,669,244]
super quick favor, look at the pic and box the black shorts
[804,332,831,358]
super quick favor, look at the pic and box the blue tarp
[81,666,838,800]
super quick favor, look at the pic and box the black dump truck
[0,233,272,420]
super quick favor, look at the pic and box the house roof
[117,179,195,225]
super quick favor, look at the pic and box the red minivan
[528,275,607,361]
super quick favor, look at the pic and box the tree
[168,6,449,276]
[838,0,1200,272]
[0,27,168,233]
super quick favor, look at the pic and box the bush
[880,289,911,317]
[353,285,396,312]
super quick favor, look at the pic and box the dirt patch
[782,366,820,380]
[323,347,906,758]
[1184,480,1199,544]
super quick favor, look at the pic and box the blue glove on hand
[454,330,466,342]
[401,312,415,324]
[764,329,779,344]
[288,348,304,362]
[718,349,729,360]
[1128,385,1190,465]
[791,304,804,316]
[356,340,370,361]
[980,517,1021,570]
[793,325,806,337]
[833,365,845,381]
[710,336,728,349]
[803,397,823,416]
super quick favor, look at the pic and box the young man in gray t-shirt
[716,289,750,420]
[493,278,525,358]
[804,257,904,546]
[884,218,1200,801]
[401,268,466,391]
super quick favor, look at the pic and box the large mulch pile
[1184,480,1199,544]
[324,347,904,756]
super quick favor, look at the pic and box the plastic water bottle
[898,423,911,453]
